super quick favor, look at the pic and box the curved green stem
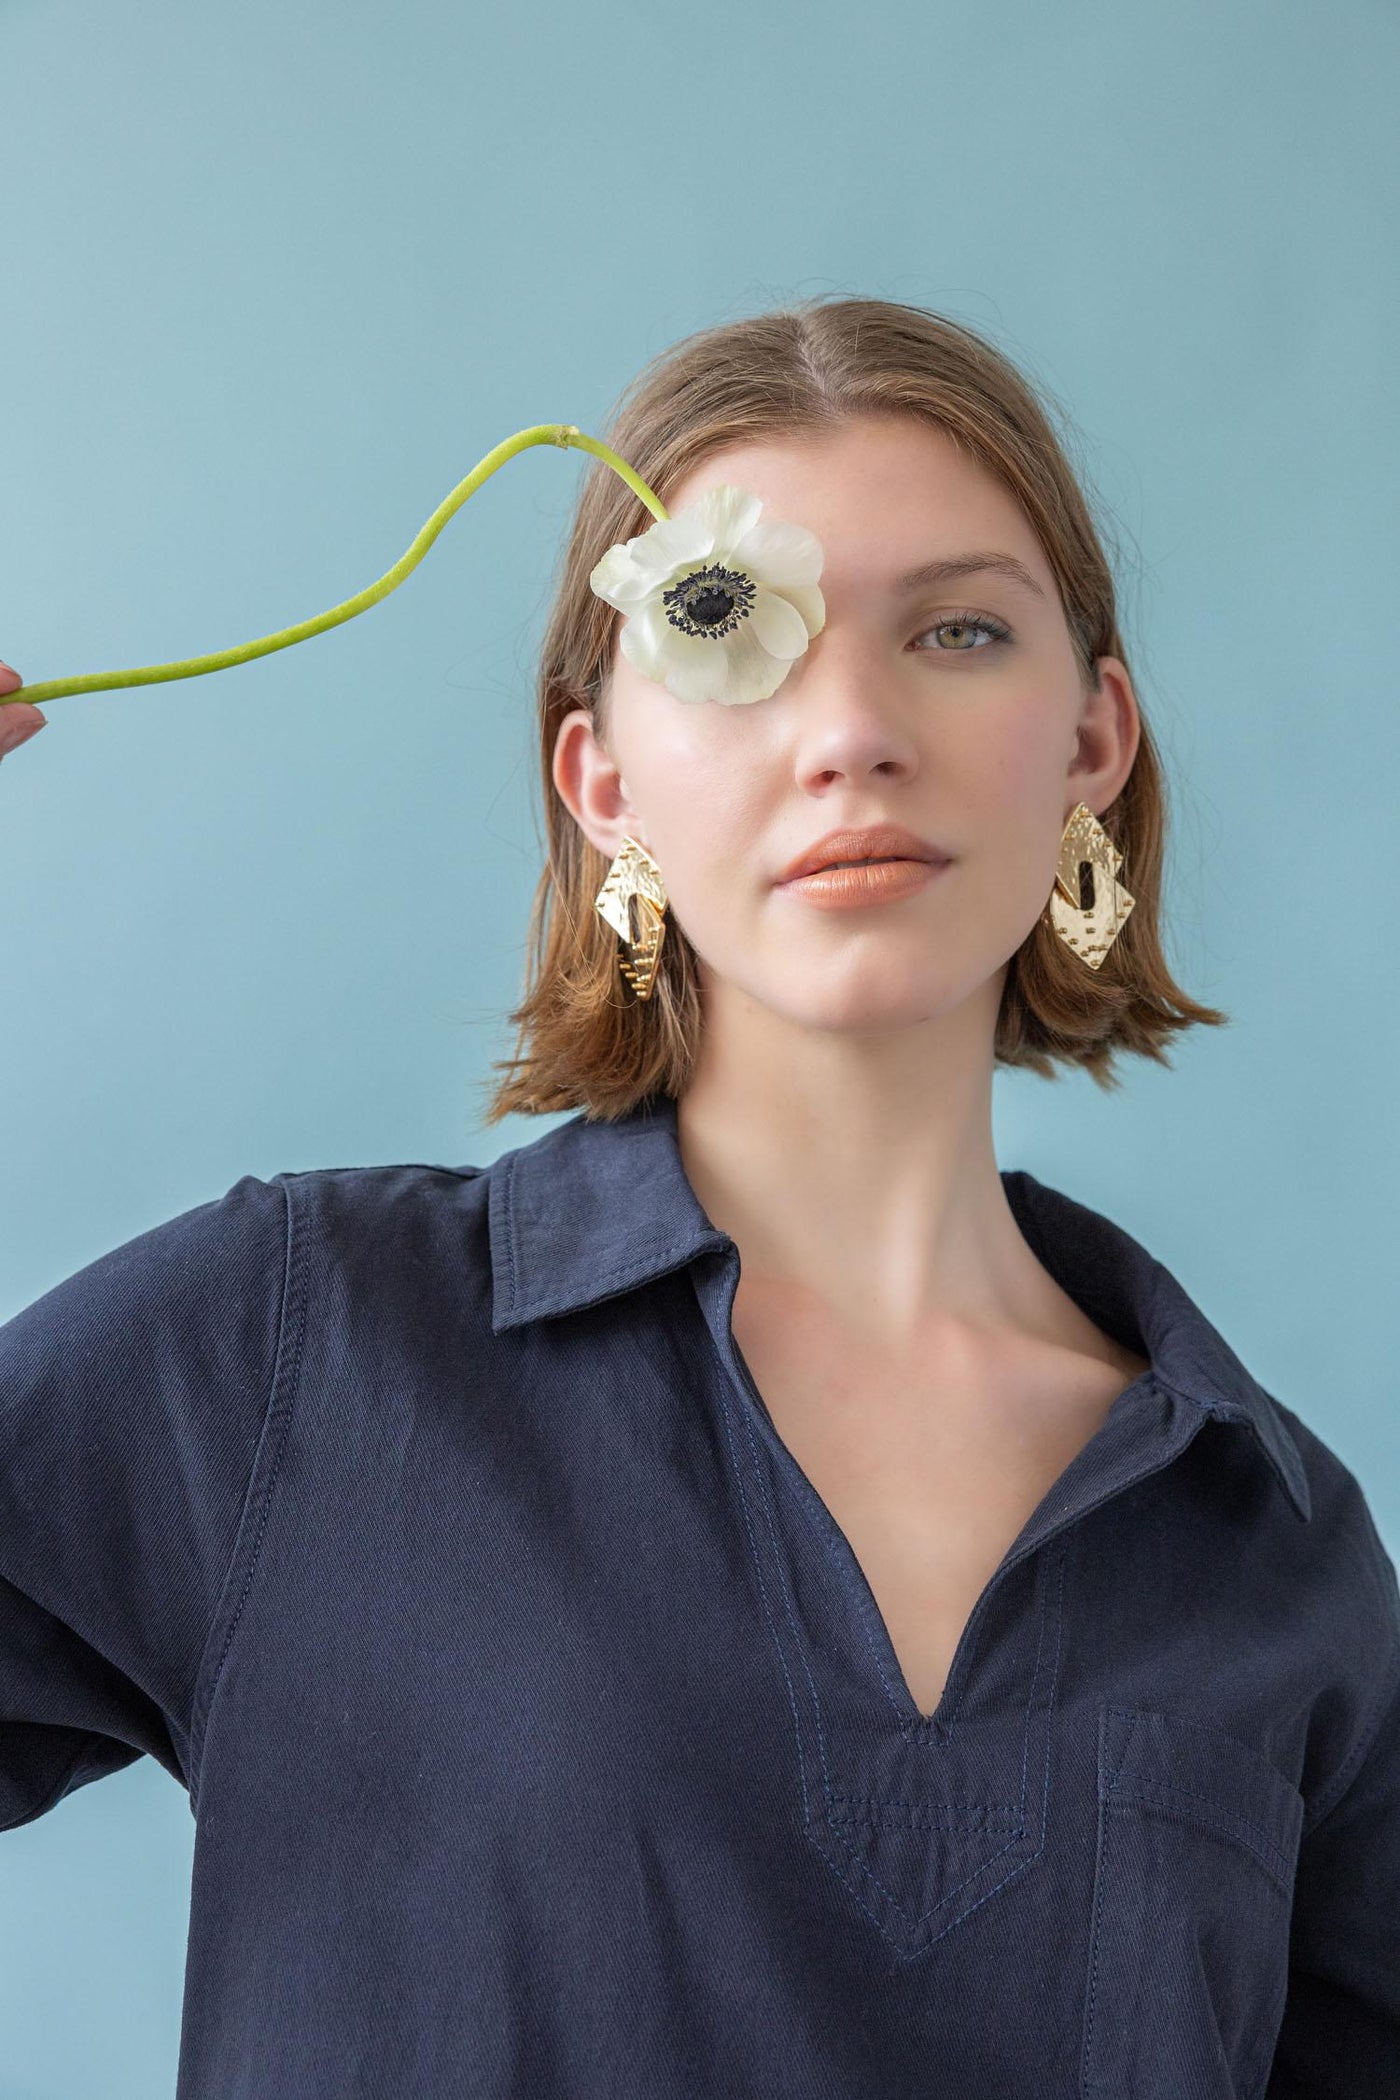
[2,424,667,709]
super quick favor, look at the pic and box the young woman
[2,297,1396,2097]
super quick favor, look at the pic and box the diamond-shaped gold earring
[594,836,669,1001]
[1046,802,1135,969]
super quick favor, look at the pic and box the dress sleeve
[0,1172,290,1831]
[1265,1539,1400,2096]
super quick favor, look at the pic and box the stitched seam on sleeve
[1302,1632,1400,1838]
[1303,1501,1400,1835]
[186,1174,305,1812]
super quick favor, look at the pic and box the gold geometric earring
[594,835,670,1001]
[1045,801,1134,969]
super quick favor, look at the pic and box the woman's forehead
[663,422,1039,578]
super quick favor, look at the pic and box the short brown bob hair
[481,295,1227,1127]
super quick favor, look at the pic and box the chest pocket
[1081,1704,1304,2100]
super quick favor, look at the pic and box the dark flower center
[661,562,757,640]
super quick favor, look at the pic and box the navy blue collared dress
[2,1092,1398,2097]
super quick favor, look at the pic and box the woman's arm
[1265,1604,1400,2093]
[0,1174,290,1828]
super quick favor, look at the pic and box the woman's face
[554,411,1139,1038]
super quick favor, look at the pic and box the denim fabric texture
[2,1089,1397,2097]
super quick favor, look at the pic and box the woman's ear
[1066,657,1141,808]
[551,706,645,862]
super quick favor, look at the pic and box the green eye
[912,612,1012,653]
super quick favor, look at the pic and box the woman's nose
[777,635,919,778]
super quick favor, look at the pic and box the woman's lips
[776,857,950,908]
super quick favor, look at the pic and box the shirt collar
[487,1093,1310,1522]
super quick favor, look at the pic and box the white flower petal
[712,621,794,706]
[623,512,715,589]
[617,599,673,682]
[689,484,764,554]
[729,518,825,589]
[779,582,825,638]
[621,607,738,703]
[589,543,655,610]
[663,616,794,707]
[661,636,734,706]
[748,589,813,662]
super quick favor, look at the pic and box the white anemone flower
[588,484,825,706]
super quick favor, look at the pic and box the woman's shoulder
[261,1157,494,1275]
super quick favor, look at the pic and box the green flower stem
[1,424,669,710]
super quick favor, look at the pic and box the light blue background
[1,0,1396,2089]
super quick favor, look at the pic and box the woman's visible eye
[911,610,1013,654]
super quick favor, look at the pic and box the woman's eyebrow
[891,552,1047,601]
